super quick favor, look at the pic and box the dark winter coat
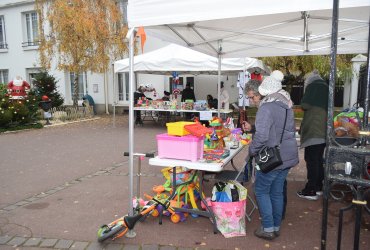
[181,87,196,102]
[300,78,328,148]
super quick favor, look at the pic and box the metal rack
[320,1,370,249]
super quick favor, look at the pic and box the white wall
[0,3,40,81]
[194,75,239,103]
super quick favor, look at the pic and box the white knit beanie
[258,70,284,96]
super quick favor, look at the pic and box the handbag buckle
[258,148,270,163]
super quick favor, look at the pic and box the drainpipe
[104,71,109,114]
[112,63,116,128]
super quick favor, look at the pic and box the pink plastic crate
[156,133,204,162]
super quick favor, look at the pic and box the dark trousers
[304,143,326,191]
[135,111,143,124]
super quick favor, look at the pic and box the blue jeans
[254,168,289,232]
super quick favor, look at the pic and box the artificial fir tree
[0,84,40,127]
[33,71,64,107]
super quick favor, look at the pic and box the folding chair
[214,156,258,222]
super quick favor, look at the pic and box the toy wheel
[97,224,126,242]
[151,208,159,217]
[170,213,181,223]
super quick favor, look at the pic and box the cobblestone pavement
[0,115,369,250]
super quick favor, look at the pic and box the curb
[1,117,102,134]
[0,235,196,250]
[43,117,102,127]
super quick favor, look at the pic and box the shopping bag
[211,199,247,238]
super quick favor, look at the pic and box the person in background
[245,70,299,240]
[181,83,196,120]
[220,81,229,110]
[207,94,218,109]
[162,91,171,101]
[82,94,96,115]
[297,70,328,201]
[134,86,147,125]
[181,83,196,102]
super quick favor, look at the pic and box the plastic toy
[240,133,252,145]
[204,128,220,149]
[97,167,207,243]
[97,194,181,242]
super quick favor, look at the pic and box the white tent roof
[114,44,269,74]
[128,0,369,57]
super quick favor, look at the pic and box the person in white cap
[248,70,299,240]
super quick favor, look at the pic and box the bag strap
[279,109,288,145]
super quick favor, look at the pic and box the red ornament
[42,95,49,101]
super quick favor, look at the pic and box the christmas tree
[33,71,64,107]
[0,84,40,127]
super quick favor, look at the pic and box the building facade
[0,0,240,114]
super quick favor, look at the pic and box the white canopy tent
[113,43,269,126]
[114,43,269,74]
[128,0,369,57]
[124,1,370,242]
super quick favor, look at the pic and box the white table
[149,145,244,172]
[134,107,232,113]
[134,107,234,124]
[149,145,246,233]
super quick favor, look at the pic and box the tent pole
[362,22,370,132]
[128,28,135,218]
[112,63,116,128]
[303,11,309,52]
[321,0,339,249]
[243,60,247,111]
[217,40,222,117]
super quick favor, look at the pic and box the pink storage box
[156,133,204,162]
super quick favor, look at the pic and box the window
[26,68,42,88]
[23,12,39,47]
[0,69,8,84]
[70,72,87,100]
[0,16,7,49]
[117,72,129,101]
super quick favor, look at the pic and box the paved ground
[0,115,369,250]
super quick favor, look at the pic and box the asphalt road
[0,115,369,250]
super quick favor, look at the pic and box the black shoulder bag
[255,109,288,173]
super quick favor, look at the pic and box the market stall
[122,0,369,247]
[113,43,269,123]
